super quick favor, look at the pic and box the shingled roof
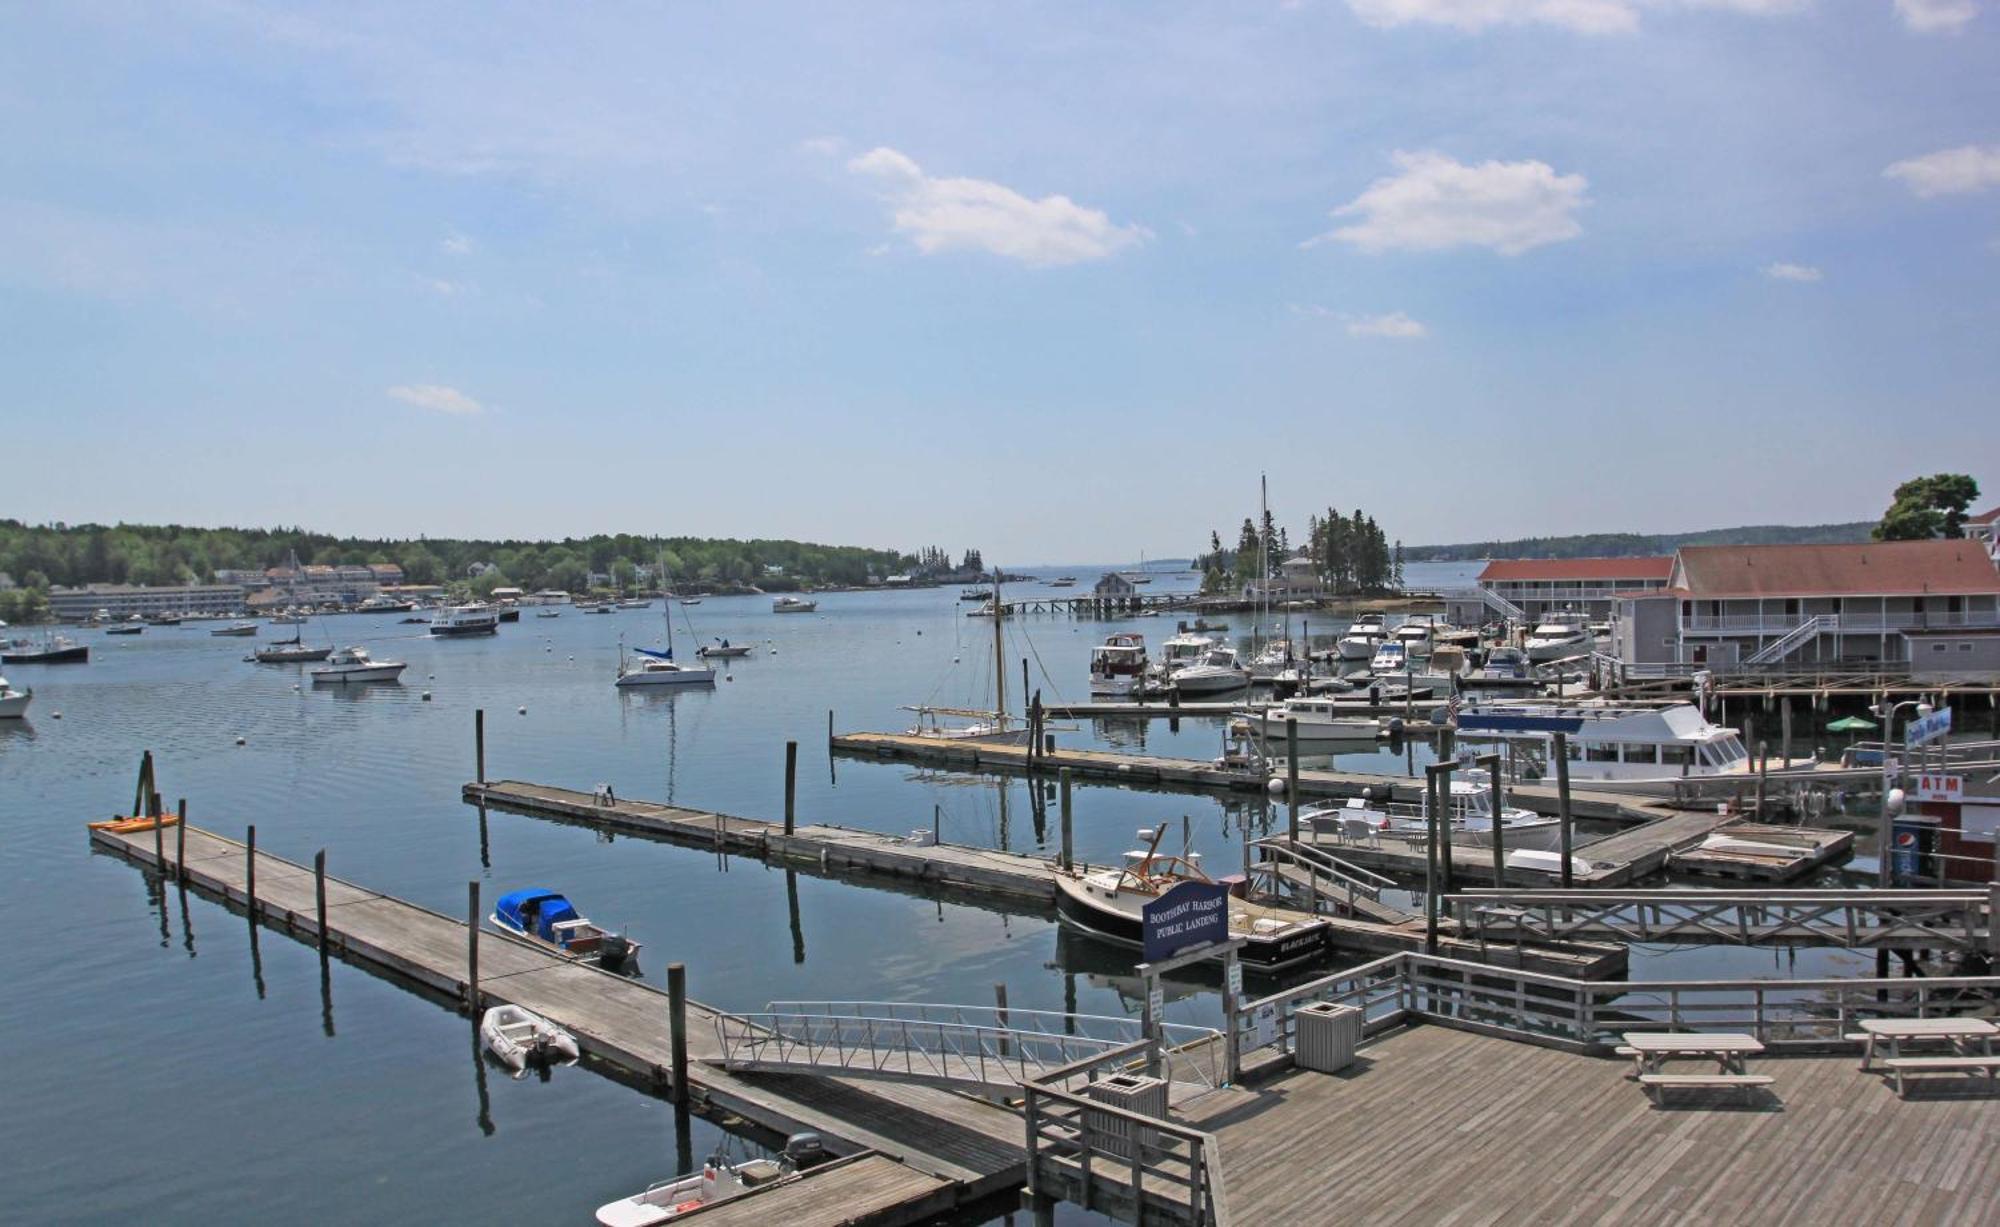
[1477,556,1673,583]
[1670,540,2000,598]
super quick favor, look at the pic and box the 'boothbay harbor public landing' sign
[1142,880,1230,961]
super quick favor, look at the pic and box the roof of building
[1967,506,2000,527]
[1671,540,2000,598]
[1478,556,1673,583]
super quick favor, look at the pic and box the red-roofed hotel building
[1607,539,2000,670]
[1450,556,1674,625]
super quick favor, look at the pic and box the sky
[2,1,1997,564]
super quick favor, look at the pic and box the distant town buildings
[49,583,247,620]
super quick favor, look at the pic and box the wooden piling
[827,708,834,749]
[245,824,257,919]
[1480,754,1504,885]
[1059,770,1074,872]
[667,962,690,1105]
[1434,762,1455,898]
[1423,770,1439,955]
[1553,732,1574,888]
[315,850,328,956]
[466,881,480,1014]
[1286,718,1301,842]
[175,799,187,884]
[153,792,165,866]
[1756,741,1769,817]
[475,708,486,785]
[784,740,798,836]
[996,982,1011,1059]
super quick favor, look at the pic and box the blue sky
[3,1,1996,562]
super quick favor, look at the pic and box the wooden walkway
[465,780,1625,978]
[1180,1023,2000,1225]
[684,1153,954,1227]
[87,823,1027,1214]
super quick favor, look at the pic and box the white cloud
[1308,151,1588,255]
[441,230,473,256]
[1894,0,1978,32]
[797,135,844,157]
[1762,261,1823,282]
[388,384,481,415]
[1884,145,2000,197]
[846,146,1149,267]
[1346,311,1430,338]
[1343,0,1826,34]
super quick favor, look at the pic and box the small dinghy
[479,1003,580,1077]
[596,1134,827,1226]
[695,638,752,659]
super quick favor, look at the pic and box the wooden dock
[88,822,1027,1217]
[682,1153,954,1227]
[464,780,1625,978]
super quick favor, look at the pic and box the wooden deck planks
[683,1154,954,1227]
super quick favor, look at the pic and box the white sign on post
[1226,959,1243,997]
[1915,773,1964,803]
[1147,986,1165,1024]
[1905,707,1953,748]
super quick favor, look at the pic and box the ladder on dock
[717,1001,1224,1098]
[1446,889,1996,953]
[1247,838,1411,924]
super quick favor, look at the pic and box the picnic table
[1856,1018,2000,1098]
[1619,1032,1771,1105]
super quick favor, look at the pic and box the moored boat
[772,595,817,613]
[3,634,89,664]
[1298,773,1559,850]
[431,603,500,636]
[211,621,259,637]
[1169,644,1249,695]
[104,624,143,636]
[595,1135,827,1227]
[479,1003,580,1077]
[695,638,751,659]
[0,676,30,719]
[491,888,641,972]
[1337,613,1388,660]
[309,646,406,683]
[1524,614,1593,663]
[1089,633,1148,696]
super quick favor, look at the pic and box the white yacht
[1169,644,1250,695]
[1150,632,1214,682]
[1391,616,1434,658]
[1089,633,1148,697]
[1369,641,1409,675]
[772,596,817,614]
[1336,614,1388,661]
[0,676,31,719]
[309,647,406,683]
[1525,615,1593,663]
[1299,773,1559,850]
[430,603,500,636]
[615,653,716,687]
[1453,702,1797,795]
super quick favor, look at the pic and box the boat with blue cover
[490,888,642,972]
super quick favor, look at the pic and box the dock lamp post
[1871,699,1931,889]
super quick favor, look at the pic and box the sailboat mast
[991,568,1006,724]
[1258,474,1269,652]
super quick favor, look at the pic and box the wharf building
[1445,556,1673,625]
[49,583,248,620]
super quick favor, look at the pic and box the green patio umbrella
[1825,715,1877,733]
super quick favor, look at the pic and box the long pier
[463,780,1626,978]
[89,822,1026,1221]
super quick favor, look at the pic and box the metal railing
[717,1000,1224,1092]
[1684,612,2000,635]
[1246,837,1397,916]
[1024,1040,1233,1227]
[1237,952,2000,1060]
[1447,889,1994,953]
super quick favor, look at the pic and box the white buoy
[51,711,62,719]
[1266,777,1285,796]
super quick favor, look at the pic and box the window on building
[1784,599,1798,616]
[1961,642,1975,652]
[1932,643,1948,653]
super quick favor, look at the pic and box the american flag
[1444,692,1464,724]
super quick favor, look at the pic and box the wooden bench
[1881,1055,2000,1098]
[1636,1073,1774,1106]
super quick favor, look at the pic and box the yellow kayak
[87,813,184,833]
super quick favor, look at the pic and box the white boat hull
[480,1004,580,1076]
[0,690,29,719]
[1336,637,1377,660]
[311,663,405,683]
[1090,675,1140,697]
[1171,666,1250,694]
[616,667,717,687]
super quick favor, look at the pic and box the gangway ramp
[1448,889,1997,953]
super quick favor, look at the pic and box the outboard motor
[598,933,636,973]
[784,1131,829,1169]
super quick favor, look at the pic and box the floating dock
[463,780,1626,978]
[88,822,1026,1220]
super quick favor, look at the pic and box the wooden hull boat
[479,1004,580,1076]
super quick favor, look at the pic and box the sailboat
[615,557,717,688]
[904,569,1031,744]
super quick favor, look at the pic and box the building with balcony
[1242,554,1326,602]
[1607,539,2000,670]
[49,583,248,621]
[1444,556,1672,626]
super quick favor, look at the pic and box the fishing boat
[2,634,89,664]
[695,638,752,659]
[1233,696,1383,743]
[1524,614,1593,663]
[1337,613,1388,660]
[772,595,817,614]
[146,613,182,626]
[1297,772,1560,850]
[104,624,143,636]
[1050,576,1077,588]
[1089,633,1148,696]
[1053,825,1330,972]
[1453,702,1804,796]
[1169,644,1249,695]
[490,888,641,972]
[0,676,30,719]
[595,1135,826,1227]
[479,1004,580,1077]
[211,621,259,637]
[309,646,406,683]
[251,634,334,663]
[959,587,993,602]
[430,603,500,636]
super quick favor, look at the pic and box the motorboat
[678,598,703,607]
[1462,645,1536,690]
[146,613,183,626]
[269,611,305,626]
[1053,825,1330,972]
[1150,632,1214,682]
[495,605,521,622]
[105,624,143,636]
[1344,615,1392,663]
[310,646,406,683]
[252,634,334,663]
[1390,616,1434,658]
[1298,772,1559,850]
[1452,702,1804,795]
[479,1004,580,1077]
[1050,576,1077,588]
[595,1135,827,1227]
[1089,633,1148,697]
[491,888,641,972]
[1368,641,1409,675]
[772,596,817,614]
[695,638,752,659]
[430,603,500,636]
[535,609,562,619]
[211,622,259,637]
[1169,644,1250,695]
[959,588,993,602]
[0,676,30,719]
[356,595,416,614]
[1233,696,1383,744]
[2,634,89,664]
[1525,615,1593,663]
[617,598,651,610]
[616,650,717,687]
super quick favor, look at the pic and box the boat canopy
[496,889,581,939]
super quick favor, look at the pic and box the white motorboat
[0,676,30,719]
[617,598,651,609]
[1150,632,1214,682]
[1169,644,1250,695]
[678,598,703,607]
[269,611,305,626]
[1299,773,1559,850]
[1390,616,1434,658]
[1336,614,1388,661]
[595,1136,826,1227]
[695,639,752,659]
[1452,701,1806,795]
[431,603,500,636]
[1468,645,1533,686]
[1369,641,1409,675]
[479,1003,580,1077]
[772,595,817,613]
[1233,696,1383,743]
[1089,633,1148,697]
[309,646,406,683]
[1525,615,1593,663]
[211,621,259,638]
[535,609,562,619]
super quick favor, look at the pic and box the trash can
[1084,1073,1168,1160]
[1295,1001,1362,1073]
